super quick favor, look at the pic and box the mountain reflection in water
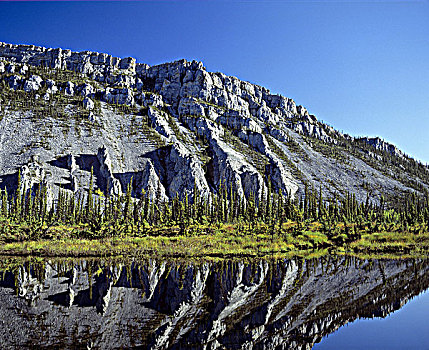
[0,256,428,349]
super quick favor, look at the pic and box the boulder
[23,75,43,92]
[83,97,94,110]
[19,64,28,75]
[79,83,94,97]
[64,81,74,96]
[7,75,22,90]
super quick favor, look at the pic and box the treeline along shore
[1,169,429,258]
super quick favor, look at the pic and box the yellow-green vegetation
[0,165,428,259]
[348,231,429,256]
[0,221,428,259]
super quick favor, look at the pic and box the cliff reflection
[0,256,428,349]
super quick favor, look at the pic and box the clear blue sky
[1,1,428,163]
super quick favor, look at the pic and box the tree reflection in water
[0,256,428,349]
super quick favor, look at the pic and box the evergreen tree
[15,170,22,219]
[86,167,94,220]
[1,190,8,218]
[266,177,272,223]
[123,178,133,224]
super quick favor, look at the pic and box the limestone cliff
[0,42,427,203]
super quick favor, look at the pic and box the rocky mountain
[0,257,427,349]
[0,41,428,204]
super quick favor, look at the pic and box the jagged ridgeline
[0,41,428,206]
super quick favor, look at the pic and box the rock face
[0,41,428,204]
[0,257,428,349]
[359,137,403,158]
[23,75,43,92]
[83,97,94,110]
[97,146,122,196]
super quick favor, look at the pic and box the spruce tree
[266,176,272,223]
[86,167,94,221]
[123,178,133,224]
[1,190,8,218]
[15,170,22,219]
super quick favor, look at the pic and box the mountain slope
[0,41,428,204]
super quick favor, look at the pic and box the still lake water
[0,256,428,349]
[314,287,429,350]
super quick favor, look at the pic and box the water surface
[0,256,427,349]
[314,287,429,350]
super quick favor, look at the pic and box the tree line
[0,169,428,242]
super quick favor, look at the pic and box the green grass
[348,231,429,255]
[0,221,428,259]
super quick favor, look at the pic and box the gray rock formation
[237,130,298,195]
[138,159,168,201]
[104,87,134,105]
[23,75,43,92]
[79,83,94,97]
[83,97,94,110]
[97,146,122,196]
[64,81,74,96]
[165,142,210,199]
[67,154,79,192]
[0,41,427,205]
[359,137,404,158]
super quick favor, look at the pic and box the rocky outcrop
[165,142,210,198]
[23,75,43,92]
[17,156,54,209]
[67,154,78,192]
[359,137,404,158]
[0,41,427,204]
[210,138,266,200]
[138,159,168,201]
[103,87,134,105]
[97,146,121,196]
[64,81,74,96]
[147,106,175,140]
[117,159,168,202]
[237,130,298,196]
[83,97,94,110]
[182,115,267,199]
[147,142,211,200]
[292,119,335,143]
[19,157,45,192]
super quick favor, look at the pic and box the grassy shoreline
[1,228,429,260]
